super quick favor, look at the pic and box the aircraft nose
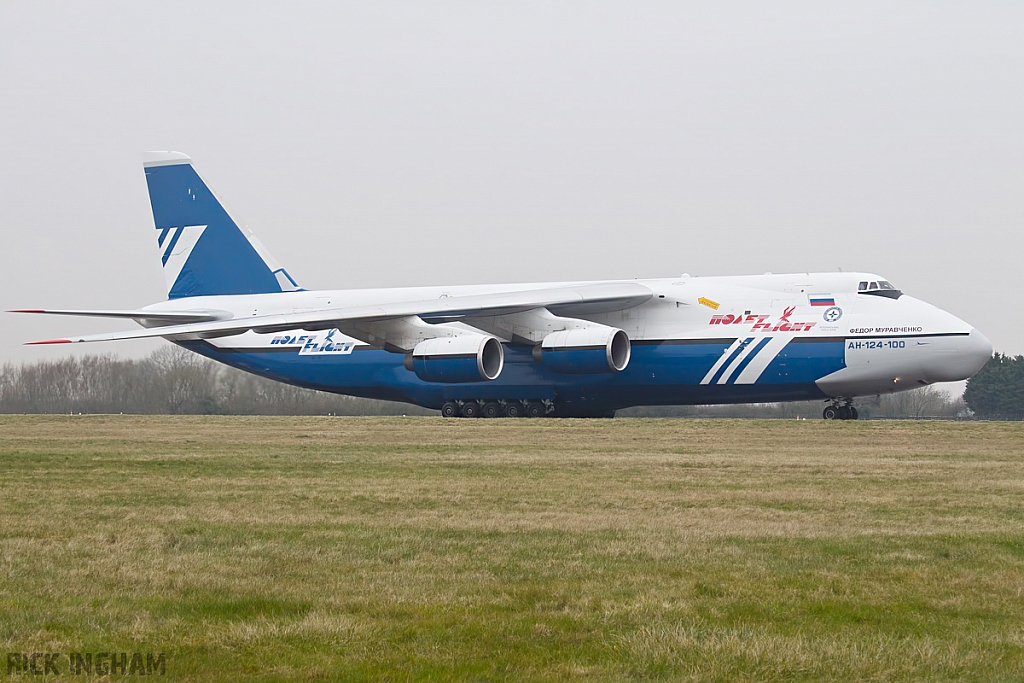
[964,328,994,375]
[922,327,993,383]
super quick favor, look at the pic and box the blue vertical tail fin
[143,152,300,299]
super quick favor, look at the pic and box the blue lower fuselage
[183,337,845,413]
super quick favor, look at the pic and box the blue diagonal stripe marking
[726,337,772,384]
[157,227,171,247]
[709,337,753,385]
[161,227,182,266]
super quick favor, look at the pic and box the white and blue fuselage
[143,273,990,415]
[17,152,991,418]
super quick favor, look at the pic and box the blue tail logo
[143,152,300,299]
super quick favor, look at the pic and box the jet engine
[532,326,630,374]
[404,334,504,383]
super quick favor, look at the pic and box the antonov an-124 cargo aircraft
[13,152,992,419]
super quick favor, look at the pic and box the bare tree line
[0,346,967,418]
[0,346,431,415]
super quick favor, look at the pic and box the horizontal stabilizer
[10,309,229,324]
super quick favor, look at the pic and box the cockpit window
[858,279,902,299]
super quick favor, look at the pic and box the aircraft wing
[22,282,653,345]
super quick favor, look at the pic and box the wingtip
[8,309,46,314]
[25,339,72,345]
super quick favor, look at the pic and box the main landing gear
[442,400,551,418]
[823,399,859,421]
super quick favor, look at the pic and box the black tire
[526,402,545,418]
[838,406,851,420]
[441,401,459,418]
[461,402,480,418]
[850,407,859,420]
[482,402,501,419]
[823,406,839,420]
[504,402,522,418]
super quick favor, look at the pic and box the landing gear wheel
[461,402,480,418]
[482,402,501,419]
[525,401,545,418]
[838,406,852,420]
[504,402,522,418]
[441,401,459,418]
[850,407,859,420]
[823,406,839,420]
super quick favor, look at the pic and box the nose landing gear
[823,400,859,420]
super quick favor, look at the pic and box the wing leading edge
[20,283,653,345]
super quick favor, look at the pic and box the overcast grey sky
[1,1,1022,365]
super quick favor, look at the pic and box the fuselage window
[858,281,868,291]
[878,280,897,290]
[869,282,879,290]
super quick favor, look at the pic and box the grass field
[1,416,1023,681]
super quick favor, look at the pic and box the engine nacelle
[404,334,504,383]
[532,326,630,374]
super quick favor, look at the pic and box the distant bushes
[964,354,1024,419]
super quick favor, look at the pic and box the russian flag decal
[810,297,836,307]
